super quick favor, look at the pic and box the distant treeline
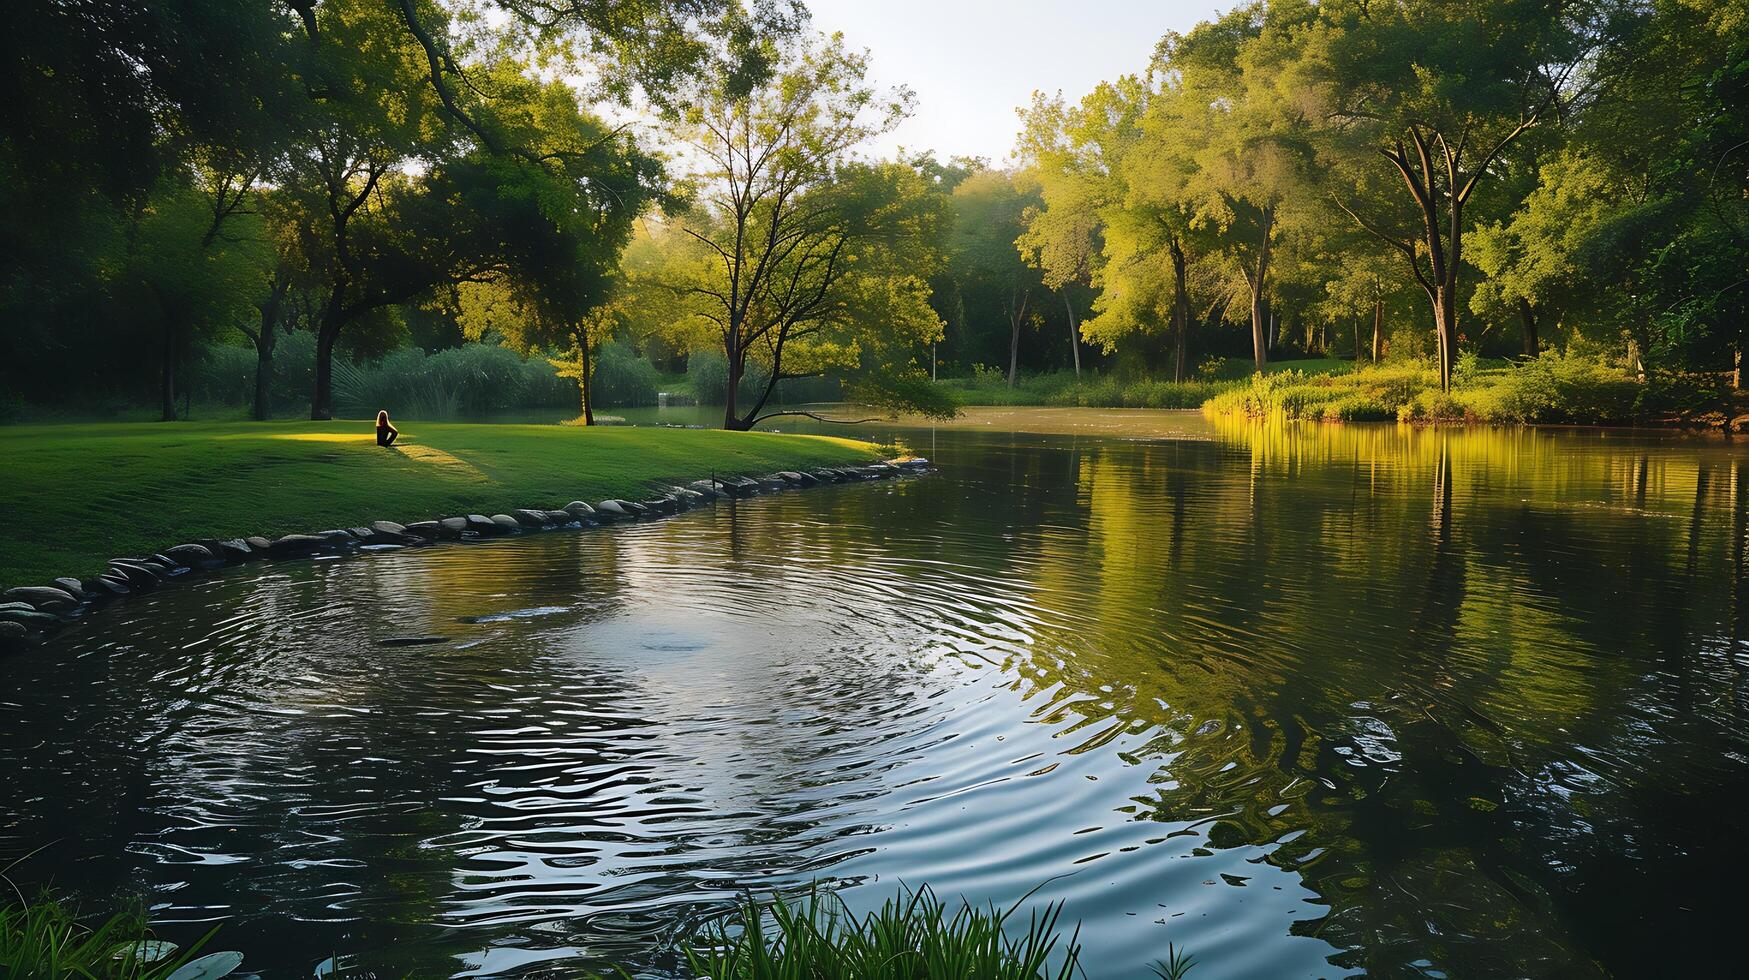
[2,0,1744,426]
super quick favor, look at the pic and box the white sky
[803,0,1225,164]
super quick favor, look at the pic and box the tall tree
[950,169,1045,387]
[1310,0,1609,389]
[672,34,950,428]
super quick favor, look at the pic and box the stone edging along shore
[0,458,932,655]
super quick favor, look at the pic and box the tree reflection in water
[3,413,1747,977]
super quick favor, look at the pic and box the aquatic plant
[683,884,1097,979]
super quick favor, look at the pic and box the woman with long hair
[375,410,398,447]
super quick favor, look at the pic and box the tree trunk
[1064,293,1081,380]
[1520,298,1539,358]
[159,326,178,422]
[251,274,287,421]
[576,330,594,426]
[1171,240,1189,383]
[1249,288,1269,374]
[1355,317,1363,363]
[1372,296,1384,362]
[312,325,338,420]
[1006,287,1028,388]
[1248,210,1273,373]
[724,355,742,429]
[1434,283,1458,391]
[253,334,275,422]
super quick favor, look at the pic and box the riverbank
[946,356,1741,429]
[1202,356,1741,426]
[0,421,883,591]
[941,359,1348,410]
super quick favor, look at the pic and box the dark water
[5,410,1749,978]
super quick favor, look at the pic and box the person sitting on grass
[375,410,398,447]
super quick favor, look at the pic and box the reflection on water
[4,411,1749,978]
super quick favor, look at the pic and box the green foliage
[180,339,579,419]
[1200,354,1719,426]
[0,892,224,979]
[333,344,576,418]
[589,341,661,407]
[942,369,1240,409]
[687,349,733,404]
[684,885,1088,980]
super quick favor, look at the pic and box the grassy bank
[944,359,1350,410]
[1202,354,1736,425]
[0,420,880,588]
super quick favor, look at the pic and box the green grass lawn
[0,420,881,589]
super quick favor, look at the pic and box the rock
[245,536,273,551]
[268,534,327,558]
[0,606,60,629]
[0,620,29,648]
[53,577,88,600]
[542,509,574,524]
[639,497,675,515]
[564,500,597,518]
[372,520,408,537]
[163,544,216,568]
[87,576,131,598]
[106,560,161,589]
[315,529,358,546]
[891,457,930,471]
[756,475,786,491]
[685,480,724,498]
[464,514,501,535]
[0,602,36,615]
[513,509,549,528]
[403,521,442,539]
[489,514,521,532]
[715,477,758,498]
[595,499,630,518]
[346,526,376,541]
[215,539,256,562]
[438,517,471,539]
[3,586,79,612]
[809,468,843,483]
[377,635,451,647]
[776,470,807,485]
[146,553,191,576]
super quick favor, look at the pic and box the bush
[687,349,731,403]
[330,342,573,418]
[589,340,660,407]
[1202,353,1660,426]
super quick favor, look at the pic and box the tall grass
[685,885,1092,980]
[943,365,1238,409]
[1201,353,1727,425]
[0,892,231,979]
[182,337,676,419]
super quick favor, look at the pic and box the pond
[4,409,1747,978]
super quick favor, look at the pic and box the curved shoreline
[0,458,931,655]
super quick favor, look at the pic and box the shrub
[687,349,731,403]
[590,340,660,407]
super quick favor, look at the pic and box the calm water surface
[5,409,1749,978]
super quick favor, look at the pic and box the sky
[803,0,1223,164]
